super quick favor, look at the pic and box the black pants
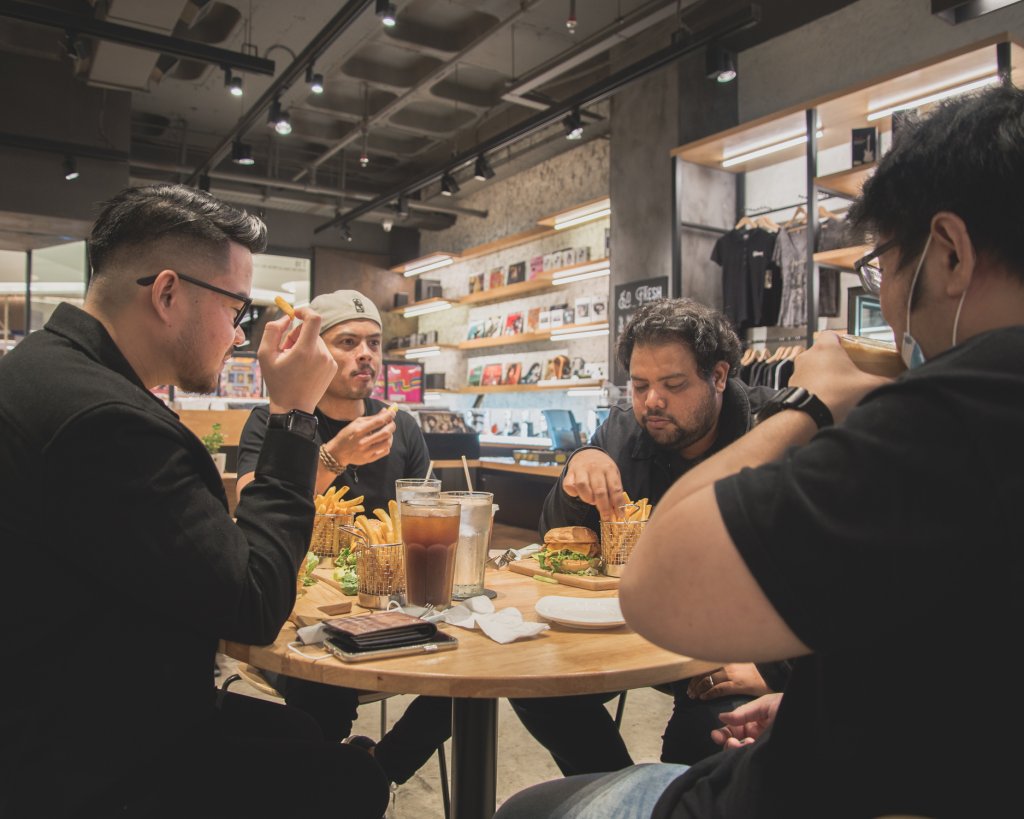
[510,679,755,775]
[266,673,452,784]
[72,692,389,819]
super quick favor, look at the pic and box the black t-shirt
[238,399,431,514]
[654,326,1024,819]
[711,227,779,330]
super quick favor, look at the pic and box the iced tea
[401,499,461,608]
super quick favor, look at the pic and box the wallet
[322,610,438,652]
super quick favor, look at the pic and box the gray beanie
[308,289,382,334]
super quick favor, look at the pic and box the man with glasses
[0,185,389,817]
[496,84,1024,819]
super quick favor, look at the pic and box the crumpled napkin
[441,595,549,644]
[488,543,542,569]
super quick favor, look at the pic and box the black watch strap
[754,387,833,430]
[267,409,319,440]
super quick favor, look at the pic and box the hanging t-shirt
[773,225,810,327]
[816,218,848,318]
[711,227,778,330]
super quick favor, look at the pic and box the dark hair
[849,84,1024,278]
[617,298,741,378]
[88,184,267,275]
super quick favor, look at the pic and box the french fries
[315,485,364,516]
[274,295,295,319]
[387,403,400,414]
[352,502,399,546]
[609,492,653,522]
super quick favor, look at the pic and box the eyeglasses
[852,239,898,295]
[136,271,252,328]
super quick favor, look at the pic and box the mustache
[351,366,376,378]
[642,411,677,424]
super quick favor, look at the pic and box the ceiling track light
[440,171,460,196]
[341,223,353,243]
[268,99,291,135]
[473,154,495,181]
[706,44,737,84]
[231,140,255,166]
[306,65,324,95]
[224,68,243,96]
[62,156,79,181]
[359,127,370,167]
[566,0,577,32]
[396,195,409,218]
[563,108,583,140]
[375,0,397,28]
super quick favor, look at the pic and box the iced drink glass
[441,491,494,599]
[394,478,441,541]
[400,498,461,608]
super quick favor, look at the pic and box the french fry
[274,295,295,319]
[373,508,393,542]
[387,404,400,414]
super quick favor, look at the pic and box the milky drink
[442,491,494,599]
[401,500,461,608]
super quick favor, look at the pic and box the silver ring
[705,675,715,690]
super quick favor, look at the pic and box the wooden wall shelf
[813,245,872,271]
[458,380,603,394]
[815,163,877,199]
[459,321,609,351]
[460,273,556,306]
[388,297,452,316]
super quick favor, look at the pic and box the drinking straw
[461,455,474,491]
[425,460,434,480]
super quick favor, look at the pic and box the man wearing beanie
[235,289,451,787]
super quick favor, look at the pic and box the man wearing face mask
[236,291,451,789]
[512,298,791,775]
[497,85,1024,819]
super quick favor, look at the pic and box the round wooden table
[221,568,716,819]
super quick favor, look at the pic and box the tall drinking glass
[394,477,441,541]
[440,491,494,599]
[400,498,461,609]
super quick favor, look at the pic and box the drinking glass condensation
[400,498,461,608]
[394,478,441,542]
[441,491,494,599]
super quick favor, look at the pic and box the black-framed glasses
[136,271,252,328]
[852,239,898,296]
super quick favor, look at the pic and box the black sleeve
[711,235,724,265]
[236,404,270,479]
[755,660,793,693]
[398,411,431,482]
[47,402,317,646]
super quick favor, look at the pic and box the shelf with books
[458,321,610,351]
[455,379,603,394]
[458,257,609,307]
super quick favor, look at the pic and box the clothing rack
[679,220,729,235]
[744,191,847,218]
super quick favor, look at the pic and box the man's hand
[710,692,783,749]
[561,449,626,521]
[259,307,337,414]
[687,663,770,701]
[788,333,892,425]
[323,408,397,469]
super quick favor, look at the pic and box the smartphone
[323,631,459,663]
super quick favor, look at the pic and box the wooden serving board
[508,559,619,590]
[310,566,354,596]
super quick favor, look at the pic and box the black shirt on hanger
[711,227,779,330]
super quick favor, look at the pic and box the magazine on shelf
[481,363,504,386]
[574,296,592,323]
[481,314,503,337]
[591,296,608,320]
[549,303,567,328]
[521,360,543,384]
[488,267,506,289]
[538,309,551,331]
[504,362,522,385]
[526,306,541,333]
[503,312,523,335]
[467,364,483,387]
[467,320,485,340]
[529,256,544,279]
[468,272,485,294]
[506,261,527,285]
[575,246,591,264]
[419,411,469,434]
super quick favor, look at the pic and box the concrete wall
[738,0,1024,122]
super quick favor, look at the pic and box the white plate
[535,596,625,629]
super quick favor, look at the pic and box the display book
[468,246,591,294]
[466,348,606,388]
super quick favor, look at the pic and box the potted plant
[200,423,227,474]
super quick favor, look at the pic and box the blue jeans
[494,763,689,819]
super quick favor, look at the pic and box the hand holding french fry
[260,305,336,415]
[561,448,628,521]
[321,407,397,469]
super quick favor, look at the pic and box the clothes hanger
[818,204,841,222]
[787,344,805,360]
[784,205,806,228]
[740,347,756,366]
[755,214,780,232]
[734,214,756,230]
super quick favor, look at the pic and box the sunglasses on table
[136,271,253,328]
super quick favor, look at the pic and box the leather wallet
[322,611,438,652]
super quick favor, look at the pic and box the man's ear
[150,269,179,324]
[712,361,730,392]
[930,212,975,299]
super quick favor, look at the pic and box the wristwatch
[754,387,834,430]
[267,409,319,440]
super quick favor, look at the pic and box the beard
[641,383,718,453]
[337,364,377,399]
[176,322,231,395]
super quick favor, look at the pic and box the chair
[220,664,450,819]
[613,691,628,728]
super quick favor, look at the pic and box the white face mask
[900,234,969,369]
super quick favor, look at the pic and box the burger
[537,526,600,575]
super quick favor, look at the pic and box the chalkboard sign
[612,276,669,385]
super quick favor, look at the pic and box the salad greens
[333,547,359,596]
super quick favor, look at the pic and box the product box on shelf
[488,267,505,289]
[529,256,544,278]
[591,296,608,320]
[574,296,592,322]
[503,312,523,335]
[469,272,485,293]
[852,127,878,166]
[538,309,552,331]
[507,261,527,284]
[526,306,541,333]
[549,304,567,328]
[415,278,442,301]
[575,247,590,264]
